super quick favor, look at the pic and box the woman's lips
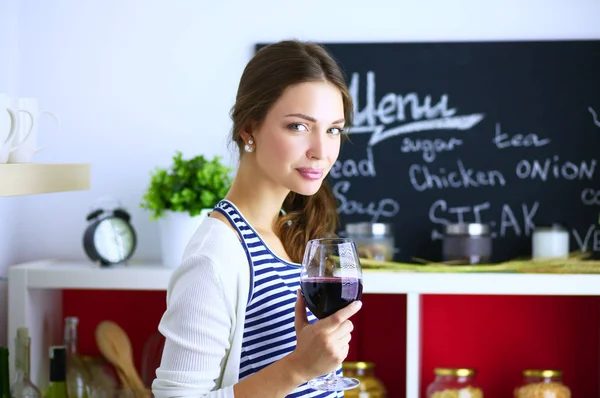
[296,168,323,180]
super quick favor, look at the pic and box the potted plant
[141,151,233,268]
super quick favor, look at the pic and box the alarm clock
[83,198,137,266]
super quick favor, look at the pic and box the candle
[532,224,569,259]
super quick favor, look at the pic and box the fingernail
[354,300,362,309]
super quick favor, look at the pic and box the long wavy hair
[229,40,354,263]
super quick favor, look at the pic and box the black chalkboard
[256,40,600,263]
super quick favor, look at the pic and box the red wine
[301,277,363,319]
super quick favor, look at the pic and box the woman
[152,40,362,398]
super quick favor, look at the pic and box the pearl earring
[244,139,254,153]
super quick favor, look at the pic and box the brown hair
[230,40,354,263]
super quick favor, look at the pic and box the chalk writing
[572,224,600,252]
[515,157,596,181]
[330,147,376,179]
[401,137,463,162]
[410,160,506,192]
[589,107,600,128]
[333,180,400,223]
[348,71,485,146]
[493,123,551,149]
[581,188,600,206]
[428,199,539,240]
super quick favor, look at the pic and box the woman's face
[247,80,345,196]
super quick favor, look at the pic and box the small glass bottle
[64,317,91,398]
[11,329,42,398]
[47,347,68,398]
[12,328,27,392]
[1,347,11,398]
[426,368,484,398]
[11,329,23,389]
[514,369,571,398]
[341,362,387,397]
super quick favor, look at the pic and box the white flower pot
[158,208,212,268]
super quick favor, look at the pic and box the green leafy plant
[141,151,233,220]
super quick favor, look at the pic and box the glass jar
[342,362,387,398]
[426,368,483,398]
[345,222,394,262]
[514,369,571,398]
[442,223,492,265]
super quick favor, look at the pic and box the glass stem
[323,370,336,380]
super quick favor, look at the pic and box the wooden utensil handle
[116,367,132,390]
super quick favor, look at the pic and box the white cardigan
[152,217,251,398]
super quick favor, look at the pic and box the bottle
[11,329,42,398]
[12,330,24,388]
[64,317,90,398]
[1,347,11,398]
[12,328,26,392]
[47,346,68,398]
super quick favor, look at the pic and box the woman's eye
[288,123,308,132]
[328,127,344,135]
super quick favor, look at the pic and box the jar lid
[534,223,567,232]
[346,222,393,236]
[342,361,375,370]
[523,369,563,378]
[434,368,476,377]
[445,223,490,236]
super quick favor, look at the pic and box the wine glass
[300,237,364,391]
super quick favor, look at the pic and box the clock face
[94,217,135,263]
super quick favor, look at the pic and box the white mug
[8,97,59,163]
[0,98,34,163]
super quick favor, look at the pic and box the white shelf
[11,260,172,290]
[364,271,600,295]
[9,259,600,295]
[8,259,600,396]
[0,163,90,196]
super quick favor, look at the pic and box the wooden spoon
[95,321,149,398]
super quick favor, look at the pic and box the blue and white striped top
[214,200,343,397]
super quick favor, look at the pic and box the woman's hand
[287,290,362,382]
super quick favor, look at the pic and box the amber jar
[426,368,483,398]
[514,369,571,398]
[342,362,387,397]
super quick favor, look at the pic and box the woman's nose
[307,132,327,160]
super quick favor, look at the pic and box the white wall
[0,0,21,346]
[7,0,600,267]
